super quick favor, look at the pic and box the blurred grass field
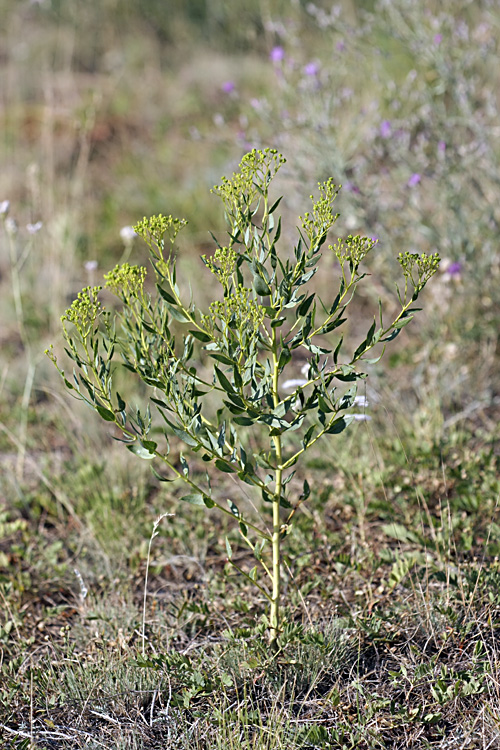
[1,1,500,747]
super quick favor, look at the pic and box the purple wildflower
[407,173,421,187]
[336,40,346,52]
[344,182,360,194]
[447,261,462,276]
[380,120,392,138]
[303,61,320,77]
[438,140,446,153]
[434,33,443,45]
[270,46,284,63]
[222,81,235,94]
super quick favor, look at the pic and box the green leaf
[261,488,273,504]
[318,316,347,335]
[297,293,315,318]
[215,366,234,394]
[203,496,215,509]
[325,416,354,434]
[127,442,156,459]
[180,493,206,506]
[380,329,400,343]
[215,459,237,473]
[392,315,414,329]
[95,405,116,422]
[151,396,170,409]
[209,352,235,366]
[318,394,332,413]
[227,499,239,517]
[237,469,261,486]
[249,565,258,581]
[225,537,233,559]
[151,466,175,482]
[300,479,311,501]
[223,401,246,415]
[189,329,212,342]
[233,416,255,426]
[239,521,248,537]
[278,347,291,371]
[156,285,176,304]
[302,425,315,448]
[171,426,198,447]
[180,454,189,477]
[167,304,189,322]
[268,196,283,214]
[253,275,271,296]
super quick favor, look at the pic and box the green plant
[47,148,439,648]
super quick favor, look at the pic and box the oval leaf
[95,405,116,422]
[127,442,156,459]
[180,493,206,506]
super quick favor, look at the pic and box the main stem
[270,328,283,650]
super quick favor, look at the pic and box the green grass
[1,0,500,747]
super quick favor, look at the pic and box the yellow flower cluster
[104,263,147,301]
[300,178,339,243]
[203,285,264,337]
[212,148,286,217]
[332,235,376,267]
[134,214,187,257]
[398,252,441,286]
[202,246,237,291]
[61,286,102,337]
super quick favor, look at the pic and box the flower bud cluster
[134,214,187,250]
[61,286,102,337]
[203,284,264,336]
[202,246,237,290]
[398,251,441,287]
[104,263,147,301]
[332,235,376,267]
[212,148,286,217]
[300,178,339,242]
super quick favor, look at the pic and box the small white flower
[353,395,368,407]
[0,200,10,216]
[26,221,43,234]
[352,414,372,421]
[84,260,98,272]
[120,225,137,244]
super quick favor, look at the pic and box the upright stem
[270,327,283,649]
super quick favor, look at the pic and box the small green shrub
[47,148,439,647]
